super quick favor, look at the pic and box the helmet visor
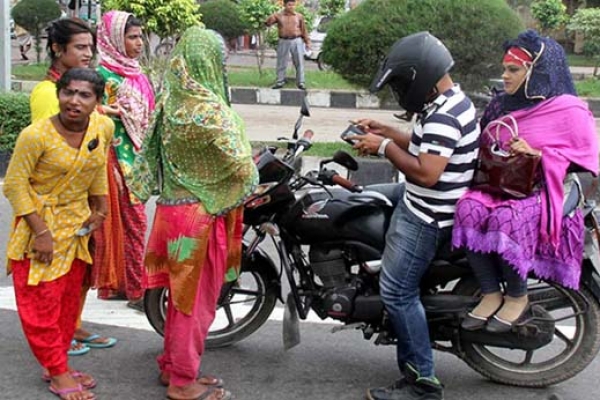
[387,76,411,109]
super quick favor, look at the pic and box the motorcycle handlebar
[302,129,314,141]
[294,129,314,157]
[332,174,363,193]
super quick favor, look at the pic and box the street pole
[0,0,11,92]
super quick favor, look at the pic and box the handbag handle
[484,114,519,144]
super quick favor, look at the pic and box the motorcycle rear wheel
[454,278,600,387]
[144,253,278,349]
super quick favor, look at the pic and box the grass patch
[12,63,50,80]
[567,54,599,68]
[251,141,351,158]
[575,78,600,97]
[12,63,360,91]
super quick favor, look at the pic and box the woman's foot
[49,372,95,400]
[74,328,117,348]
[43,369,97,389]
[487,295,529,333]
[159,371,223,387]
[461,291,503,330]
[166,381,230,400]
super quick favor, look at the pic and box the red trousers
[12,258,86,376]
[157,217,228,387]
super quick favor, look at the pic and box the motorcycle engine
[309,247,357,319]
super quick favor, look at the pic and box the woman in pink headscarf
[93,11,155,310]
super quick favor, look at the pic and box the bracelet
[35,228,50,238]
[378,138,392,158]
[96,211,108,218]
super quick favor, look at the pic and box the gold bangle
[35,228,50,238]
[96,212,107,218]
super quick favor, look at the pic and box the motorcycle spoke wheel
[211,271,267,332]
[455,279,600,387]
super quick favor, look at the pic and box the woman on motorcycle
[453,30,599,332]
[132,27,257,400]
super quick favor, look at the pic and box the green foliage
[11,0,61,35]
[531,0,569,32]
[11,0,62,63]
[201,0,248,40]
[575,77,600,97]
[322,0,524,91]
[318,0,345,17]
[568,8,600,76]
[100,0,201,39]
[0,93,31,153]
[238,0,277,34]
[238,0,278,74]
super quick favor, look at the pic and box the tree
[318,0,346,17]
[11,0,62,63]
[531,0,569,33]
[568,7,600,76]
[238,0,278,75]
[322,0,524,91]
[201,0,248,42]
[100,0,201,40]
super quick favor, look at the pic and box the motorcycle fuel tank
[283,189,392,250]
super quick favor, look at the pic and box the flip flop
[67,339,90,356]
[48,383,95,400]
[77,334,118,348]
[166,386,231,400]
[42,370,97,389]
[159,373,224,387]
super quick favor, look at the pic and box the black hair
[56,68,105,100]
[125,15,143,34]
[284,0,295,4]
[46,17,96,61]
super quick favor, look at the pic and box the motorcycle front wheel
[144,252,278,349]
[453,277,600,387]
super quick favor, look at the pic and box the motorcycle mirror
[332,150,359,171]
[293,96,311,140]
[300,96,311,117]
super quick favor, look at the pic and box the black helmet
[370,32,454,113]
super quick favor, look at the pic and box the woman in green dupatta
[135,27,257,400]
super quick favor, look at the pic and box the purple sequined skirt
[452,192,584,289]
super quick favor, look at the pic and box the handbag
[472,115,541,198]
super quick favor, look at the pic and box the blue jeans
[380,196,452,379]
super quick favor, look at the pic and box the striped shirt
[404,85,480,228]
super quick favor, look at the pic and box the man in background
[265,0,310,90]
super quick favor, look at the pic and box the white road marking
[0,287,576,339]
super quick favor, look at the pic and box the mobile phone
[340,123,366,145]
[75,226,92,236]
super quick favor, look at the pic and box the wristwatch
[378,138,392,158]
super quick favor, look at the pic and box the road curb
[10,80,600,116]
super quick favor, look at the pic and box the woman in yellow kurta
[4,68,113,400]
[29,17,118,354]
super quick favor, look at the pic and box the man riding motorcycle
[348,31,481,400]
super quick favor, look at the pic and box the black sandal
[486,304,531,333]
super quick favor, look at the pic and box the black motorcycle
[145,101,600,387]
